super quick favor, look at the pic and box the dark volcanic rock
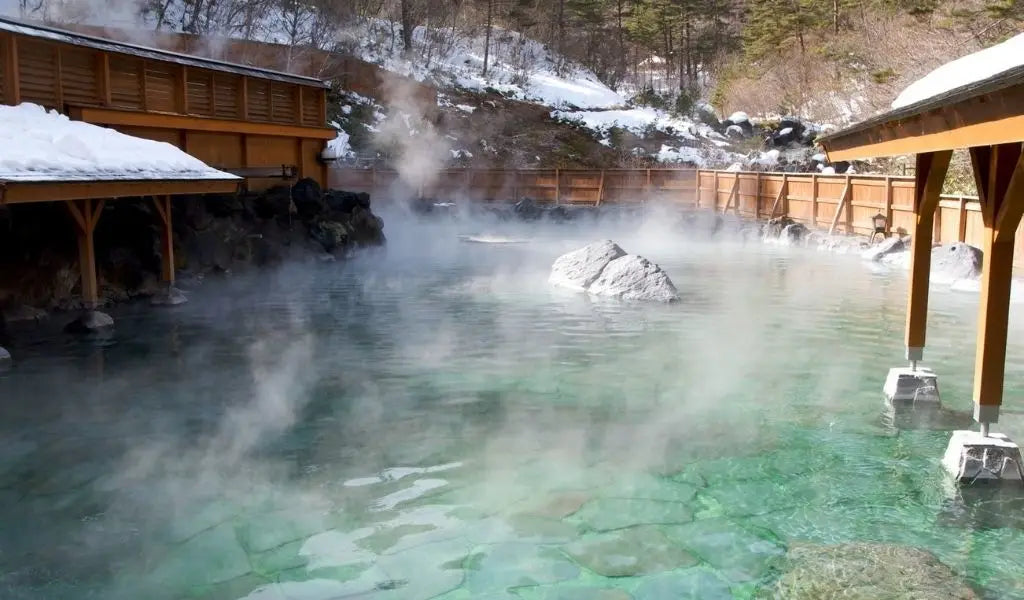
[325,190,371,214]
[291,178,324,220]
[781,222,809,244]
[513,197,545,221]
[762,216,796,240]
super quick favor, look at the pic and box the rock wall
[0,180,385,318]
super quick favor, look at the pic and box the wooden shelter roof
[820,64,1024,161]
[0,16,329,89]
[0,177,240,204]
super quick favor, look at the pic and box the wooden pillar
[884,176,893,236]
[152,195,175,284]
[66,198,105,309]
[958,197,968,242]
[904,150,952,362]
[969,143,1024,425]
[695,169,701,208]
[811,174,819,228]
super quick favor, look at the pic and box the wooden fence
[331,166,1017,263]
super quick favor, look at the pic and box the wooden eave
[820,65,1024,161]
[69,106,337,140]
[0,177,240,204]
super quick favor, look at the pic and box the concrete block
[883,367,939,403]
[943,430,1024,484]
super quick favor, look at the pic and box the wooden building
[0,16,336,190]
[821,55,1024,480]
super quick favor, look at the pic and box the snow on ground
[893,33,1024,109]
[343,19,625,110]
[0,104,237,182]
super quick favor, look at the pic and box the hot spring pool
[2,211,1024,599]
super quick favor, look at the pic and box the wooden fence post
[694,169,701,208]
[884,176,893,236]
[513,170,520,203]
[555,168,560,205]
[828,176,852,236]
[755,172,762,219]
[596,169,606,206]
[713,171,719,212]
[811,174,819,228]
[769,174,788,219]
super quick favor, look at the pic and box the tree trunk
[483,0,493,76]
[556,0,565,73]
[400,0,414,56]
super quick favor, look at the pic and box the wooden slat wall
[60,47,100,106]
[109,55,143,109]
[1,30,325,128]
[17,39,58,108]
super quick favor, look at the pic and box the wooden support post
[722,175,739,215]
[694,169,701,208]
[904,150,952,363]
[596,169,605,207]
[755,172,762,219]
[811,174,819,228]
[513,170,520,203]
[884,176,893,236]
[970,143,1024,425]
[555,168,561,205]
[152,195,175,284]
[66,198,105,309]
[769,174,787,219]
[828,177,852,236]
[713,171,719,212]
[6,35,20,105]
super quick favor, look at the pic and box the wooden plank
[98,51,110,106]
[958,197,968,242]
[768,174,787,218]
[811,174,818,228]
[722,176,739,214]
[828,178,852,235]
[70,106,337,139]
[2,179,240,204]
[7,35,19,105]
[884,176,893,236]
[596,169,605,206]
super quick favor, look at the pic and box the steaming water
[2,211,1024,600]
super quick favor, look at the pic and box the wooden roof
[820,64,1024,161]
[0,16,329,89]
[0,177,240,204]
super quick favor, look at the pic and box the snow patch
[728,111,749,123]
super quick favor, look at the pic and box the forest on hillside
[11,0,1024,122]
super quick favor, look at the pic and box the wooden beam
[825,114,1024,162]
[1,179,240,204]
[68,106,337,140]
[828,178,852,235]
[768,174,787,219]
[67,198,100,308]
[98,52,110,106]
[722,176,739,214]
[904,150,952,360]
[991,146,1024,240]
[154,196,175,283]
[596,169,605,206]
[6,34,20,105]
[176,65,188,114]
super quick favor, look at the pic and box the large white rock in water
[589,255,679,302]
[549,240,626,290]
[932,243,982,281]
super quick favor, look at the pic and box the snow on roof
[893,33,1024,109]
[0,104,239,183]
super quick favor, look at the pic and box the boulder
[762,216,795,240]
[932,243,983,280]
[861,236,905,262]
[762,542,979,599]
[549,241,627,291]
[0,346,10,364]
[64,310,114,334]
[781,223,809,244]
[513,198,545,221]
[290,178,324,220]
[253,186,294,220]
[325,190,371,214]
[309,220,350,253]
[347,207,386,246]
[725,125,746,139]
[589,255,680,302]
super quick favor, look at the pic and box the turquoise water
[2,210,1024,599]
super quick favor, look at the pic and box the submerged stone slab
[150,286,188,306]
[464,543,580,594]
[763,542,979,599]
[549,241,626,291]
[633,568,733,600]
[564,525,697,577]
[943,430,1024,484]
[574,498,693,532]
[662,518,784,582]
[588,255,679,302]
[64,310,114,333]
[149,522,252,590]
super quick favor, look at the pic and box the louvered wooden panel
[212,73,239,119]
[60,47,100,107]
[109,56,143,109]
[18,40,59,108]
[0,35,7,102]
[144,63,177,113]
[301,88,321,126]
[247,79,270,122]
[270,82,296,123]
[187,69,213,116]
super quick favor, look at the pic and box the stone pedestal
[0,346,10,365]
[943,430,1024,484]
[883,366,940,404]
[65,310,114,334]
[150,287,188,306]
